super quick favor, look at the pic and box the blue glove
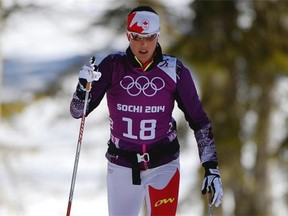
[201,163,223,207]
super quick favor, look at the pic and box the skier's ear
[126,32,131,41]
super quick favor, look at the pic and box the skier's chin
[137,52,151,64]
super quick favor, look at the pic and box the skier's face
[128,32,159,65]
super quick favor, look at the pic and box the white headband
[127,11,160,34]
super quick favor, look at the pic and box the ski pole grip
[207,191,212,205]
[207,186,213,205]
[90,56,96,65]
[86,56,96,92]
[85,82,92,91]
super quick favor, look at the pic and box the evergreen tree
[170,0,288,215]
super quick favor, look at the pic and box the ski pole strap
[106,138,180,185]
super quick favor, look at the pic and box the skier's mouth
[139,50,148,54]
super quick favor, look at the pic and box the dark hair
[129,6,158,15]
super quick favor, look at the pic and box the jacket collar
[126,43,163,72]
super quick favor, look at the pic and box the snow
[2,0,117,60]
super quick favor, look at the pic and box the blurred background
[1,0,288,215]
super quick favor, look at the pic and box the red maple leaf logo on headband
[142,20,149,30]
[129,22,144,33]
[127,12,144,33]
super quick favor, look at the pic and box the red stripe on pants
[148,169,180,215]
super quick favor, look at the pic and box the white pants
[107,158,180,216]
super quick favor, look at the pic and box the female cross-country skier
[70,5,223,216]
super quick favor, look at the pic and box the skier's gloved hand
[201,162,223,207]
[76,64,102,99]
[79,64,102,89]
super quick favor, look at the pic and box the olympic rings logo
[120,76,165,97]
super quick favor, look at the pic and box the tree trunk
[253,76,274,215]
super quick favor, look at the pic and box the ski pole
[207,186,214,216]
[208,204,213,216]
[66,57,96,216]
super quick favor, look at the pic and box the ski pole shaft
[207,186,214,216]
[66,85,90,216]
[208,204,213,216]
[66,57,95,216]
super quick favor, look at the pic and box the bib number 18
[122,117,156,140]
